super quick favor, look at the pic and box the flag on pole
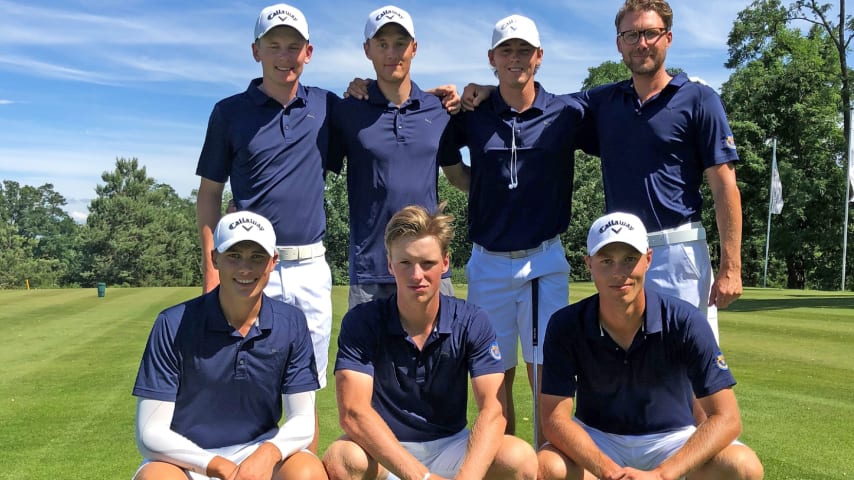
[771,157,784,214]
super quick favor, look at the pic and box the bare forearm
[715,183,742,276]
[706,164,743,307]
[543,415,621,480]
[206,455,238,479]
[441,164,470,193]
[232,442,283,480]
[655,414,742,479]
[340,410,428,480]
[456,405,505,480]
[196,183,223,293]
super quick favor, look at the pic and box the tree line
[2,0,853,291]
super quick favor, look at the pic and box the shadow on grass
[728,294,854,312]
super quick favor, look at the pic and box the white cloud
[68,209,89,223]
[0,55,121,85]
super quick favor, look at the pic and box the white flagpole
[764,138,777,288]
[843,108,851,291]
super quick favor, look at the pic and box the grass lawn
[0,285,851,479]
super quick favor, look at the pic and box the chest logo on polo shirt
[489,341,502,361]
[715,351,729,370]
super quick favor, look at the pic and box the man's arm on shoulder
[196,178,225,293]
[541,393,625,480]
[343,78,461,113]
[454,372,506,480]
[565,91,600,157]
[705,162,743,309]
[461,83,496,111]
[344,78,371,100]
[335,369,432,480]
[325,99,346,177]
[438,113,469,192]
[135,397,237,479]
[441,164,470,193]
[652,388,743,480]
[425,84,461,114]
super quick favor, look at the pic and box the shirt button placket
[235,340,247,378]
[394,109,404,142]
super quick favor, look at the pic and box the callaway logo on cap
[586,212,649,256]
[491,14,541,50]
[364,5,415,40]
[213,211,277,257]
[255,3,309,41]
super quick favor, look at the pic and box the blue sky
[0,0,752,221]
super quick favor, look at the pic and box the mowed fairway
[0,285,851,479]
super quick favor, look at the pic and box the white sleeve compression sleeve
[135,397,215,475]
[265,391,316,459]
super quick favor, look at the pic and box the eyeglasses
[617,27,668,45]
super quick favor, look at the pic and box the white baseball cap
[586,212,649,256]
[214,211,277,257]
[255,3,309,41]
[364,5,415,40]
[491,14,541,50]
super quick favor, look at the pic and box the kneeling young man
[323,205,537,480]
[539,212,763,480]
[132,211,326,480]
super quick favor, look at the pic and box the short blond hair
[615,0,673,31]
[384,204,454,256]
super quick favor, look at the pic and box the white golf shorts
[386,428,471,479]
[465,237,569,369]
[264,253,332,389]
[646,229,718,344]
[572,418,743,475]
[133,431,314,479]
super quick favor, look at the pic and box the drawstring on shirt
[508,117,519,190]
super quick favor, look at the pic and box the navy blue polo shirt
[580,73,739,231]
[132,289,319,449]
[196,78,340,245]
[334,294,504,442]
[327,81,458,284]
[541,289,736,435]
[440,83,584,251]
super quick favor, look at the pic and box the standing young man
[538,212,763,480]
[322,205,537,480]
[132,211,326,480]
[440,14,587,442]
[195,3,337,451]
[462,1,743,343]
[327,5,459,309]
[581,0,742,343]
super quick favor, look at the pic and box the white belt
[276,242,325,261]
[473,236,560,259]
[647,222,705,248]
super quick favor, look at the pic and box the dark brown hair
[615,0,673,31]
